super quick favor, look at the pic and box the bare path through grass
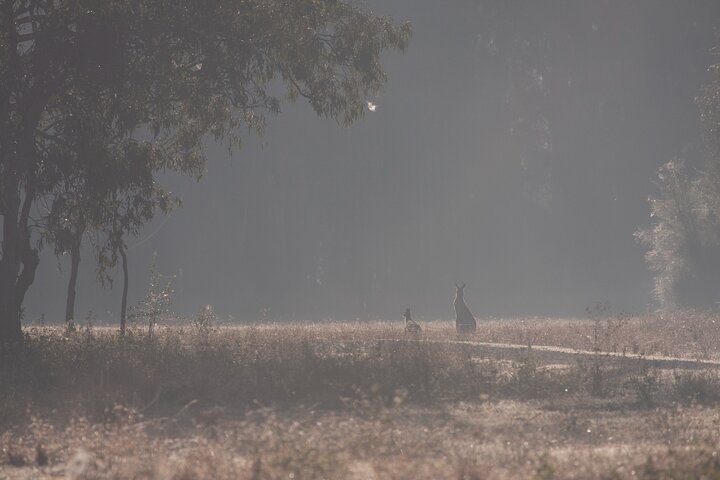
[374,338,720,370]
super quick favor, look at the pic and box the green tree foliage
[636,161,720,309]
[0,0,411,342]
[638,47,720,309]
[699,46,720,168]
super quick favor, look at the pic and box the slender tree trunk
[0,191,23,345]
[0,204,37,345]
[15,177,39,318]
[15,243,39,319]
[119,242,129,335]
[1,4,47,345]
[1,172,41,345]
[65,241,81,325]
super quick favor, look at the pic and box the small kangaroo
[404,308,421,333]
[454,283,477,334]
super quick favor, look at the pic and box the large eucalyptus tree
[0,0,410,342]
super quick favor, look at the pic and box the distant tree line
[637,44,720,309]
[0,0,410,344]
[473,0,720,311]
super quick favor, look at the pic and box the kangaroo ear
[455,283,460,289]
[461,284,466,289]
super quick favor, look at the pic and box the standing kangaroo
[454,283,477,334]
[403,307,421,333]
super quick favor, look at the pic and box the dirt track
[376,338,720,370]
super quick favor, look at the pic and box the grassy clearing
[2,314,720,478]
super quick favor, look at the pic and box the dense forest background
[24,0,720,322]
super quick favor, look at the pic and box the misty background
[25,0,720,322]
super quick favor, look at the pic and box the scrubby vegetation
[3,314,720,478]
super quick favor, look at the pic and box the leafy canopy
[0,0,410,336]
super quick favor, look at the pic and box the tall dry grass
[4,313,720,423]
[4,314,720,478]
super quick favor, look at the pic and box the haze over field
[22,0,720,322]
[8,3,720,479]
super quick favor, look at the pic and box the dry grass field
[3,312,720,479]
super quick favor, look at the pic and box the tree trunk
[0,192,23,345]
[15,178,39,321]
[15,243,39,319]
[1,174,41,345]
[65,241,81,325]
[0,269,22,344]
[119,242,129,335]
